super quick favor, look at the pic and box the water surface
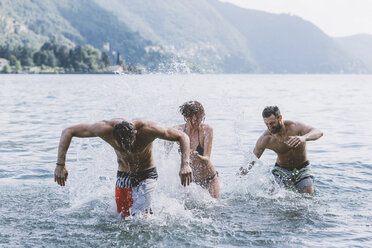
[0,74,371,247]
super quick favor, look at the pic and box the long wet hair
[179,101,205,120]
[112,121,135,150]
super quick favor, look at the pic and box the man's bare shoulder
[79,120,116,138]
[95,118,132,134]
[133,119,158,129]
[261,129,272,137]
[173,123,185,131]
[254,130,272,154]
[102,118,127,126]
[284,119,296,127]
[284,120,305,133]
[257,130,272,144]
[135,120,183,141]
[133,119,168,136]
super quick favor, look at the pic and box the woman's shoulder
[200,123,213,132]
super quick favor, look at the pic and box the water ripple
[1,75,372,247]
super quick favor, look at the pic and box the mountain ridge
[335,34,372,72]
[0,0,370,73]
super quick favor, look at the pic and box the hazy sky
[220,0,372,37]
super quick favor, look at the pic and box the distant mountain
[93,0,257,73]
[0,0,369,73]
[335,34,372,72]
[94,0,369,73]
[0,0,77,48]
[212,0,368,73]
[0,0,172,70]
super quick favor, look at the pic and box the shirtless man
[243,106,323,194]
[54,118,192,218]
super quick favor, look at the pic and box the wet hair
[262,106,281,118]
[112,121,135,149]
[179,101,205,118]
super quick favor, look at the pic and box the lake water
[1,74,371,247]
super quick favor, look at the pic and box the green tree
[19,46,34,66]
[41,40,57,53]
[75,61,89,72]
[101,51,111,68]
[70,45,87,72]
[1,38,118,73]
[33,51,46,66]
[45,50,57,67]
[68,45,102,72]
[14,60,22,73]
[56,45,70,67]
[33,50,57,67]
[84,45,101,71]
[1,65,11,73]
[0,45,10,59]
[116,52,123,65]
[9,55,18,66]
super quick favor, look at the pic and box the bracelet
[56,162,65,166]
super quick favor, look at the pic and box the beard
[270,122,282,134]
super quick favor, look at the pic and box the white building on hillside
[0,58,9,70]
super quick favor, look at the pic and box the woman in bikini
[175,101,220,198]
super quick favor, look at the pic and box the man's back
[112,119,157,173]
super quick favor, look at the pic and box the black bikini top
[195,129,204,155]
[184,125,204,155]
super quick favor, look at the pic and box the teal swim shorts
[272,161,314,190]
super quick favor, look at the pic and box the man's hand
[54,165,68,186]
[286,136,306,148]
[239,167,249,175]
[179,164,193,187]
[238,161,255,175]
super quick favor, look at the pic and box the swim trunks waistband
[275,160,310,171]
[116,167,158,188]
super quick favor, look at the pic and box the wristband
[56,162,65,166]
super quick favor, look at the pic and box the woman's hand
[190,151,209,164]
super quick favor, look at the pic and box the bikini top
[184,125,204,155]
[195,129,204,155]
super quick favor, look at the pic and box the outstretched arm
[240,136,266,175]
[55,122,112,186]
[163,124,183,154]
[155,125,192,186]
[253,136,266,160]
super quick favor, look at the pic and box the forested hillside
[0,0,370,73]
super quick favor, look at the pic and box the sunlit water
[1,74,371,247]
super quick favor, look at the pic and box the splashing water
[1,74,372,247]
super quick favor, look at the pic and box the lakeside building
[0,58,9,70]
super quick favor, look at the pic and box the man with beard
[241,106,323,194]
[54,118,192,218]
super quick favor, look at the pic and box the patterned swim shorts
[272,161,314,191]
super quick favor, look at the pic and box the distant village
[0,40,146,74]
[0,56,145,74]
